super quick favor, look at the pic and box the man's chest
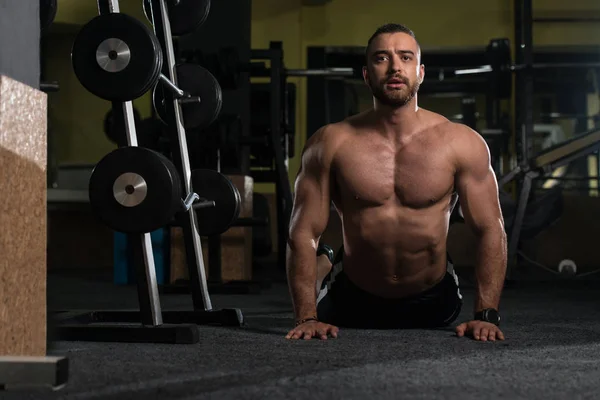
[332,138,456,208]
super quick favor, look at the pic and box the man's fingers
[497,329,505,340]
[285,329,304,340]
[455,324,466,337]
[480,328,489,341]
[286,324,339,340]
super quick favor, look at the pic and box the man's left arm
[453,125,507,339]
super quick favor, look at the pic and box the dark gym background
[3,0,600,398]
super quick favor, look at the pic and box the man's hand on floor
[286,321,339,340]
[455,320,505,341]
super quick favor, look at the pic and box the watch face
[484,309,501,325]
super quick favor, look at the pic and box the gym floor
[4,267,600,400]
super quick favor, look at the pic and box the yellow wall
[47,0,600,189]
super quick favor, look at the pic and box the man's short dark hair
[366,23,420,60]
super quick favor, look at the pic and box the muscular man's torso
[328,109,460,299]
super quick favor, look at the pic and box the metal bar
[40,81,59,92]
[533,176,600,181]
[513,0,525,172]
[521,0,534,164]
[506,171,536,280]
[516,62,600,70]
[103,0,163,327]
[498,165,523,187]
[534,129,600,167]
[133,233,163,326]
[159,73,186,98]
[107,0,119,12]
[533,17,600,23]
[539,112,600,120]
[269,42,294,272]
[455,61,600,76]
[547,141,600,172]
[286,68,354,77]
[150,0,212,311]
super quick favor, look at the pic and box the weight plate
[103,107,142,146]
[40,0,58,32]
[143,0,211,36]
[153,63,223,130]
[191,169,241,236]
[89,147,182,233]
[72,13,163,102]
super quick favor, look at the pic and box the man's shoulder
[307,117,358,150]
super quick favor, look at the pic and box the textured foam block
[0,75,47,356]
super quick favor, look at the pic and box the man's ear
[419,64,425,84]
[362,66,369,85]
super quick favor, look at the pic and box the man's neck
[372,97,420,141]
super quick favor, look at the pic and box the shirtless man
[285,23,507,342]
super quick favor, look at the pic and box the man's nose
[388,55,402,73]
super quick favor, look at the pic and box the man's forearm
[286,242,318,321]
[474,226,507,312]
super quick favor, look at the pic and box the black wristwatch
[474,308,501,326]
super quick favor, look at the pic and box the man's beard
[370,77,420,107]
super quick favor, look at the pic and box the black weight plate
[89,147,182,233]
[104,107,142,146]
[143,0,210,36]
[153,63,223,130]
[192,169,240,236]
[72,13,163,102]
[170,0,211,36]
[40,0,58,32]
[141,27,164,98]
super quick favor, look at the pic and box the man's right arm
[286,127,334,323]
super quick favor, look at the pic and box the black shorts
[316,248,463,329]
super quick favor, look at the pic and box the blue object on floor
[113,228,169,285]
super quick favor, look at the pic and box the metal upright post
[507,0,535,281]
[269,42,294,272]
[150,0,213,311]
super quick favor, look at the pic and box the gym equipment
[181,46,354,92]
[71,13,163,101]
[153,63,223,130]
[56,0,245,345]
[454,37,600,99]
[40,0,58,32]
[103,107,141,145]
[88,146,183,234]
[0,356,69,390]
[143,0,211,36]
[498,125,600,280]
[191,169,241,236]
[558,259,577,276]
[104,108,165,150]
